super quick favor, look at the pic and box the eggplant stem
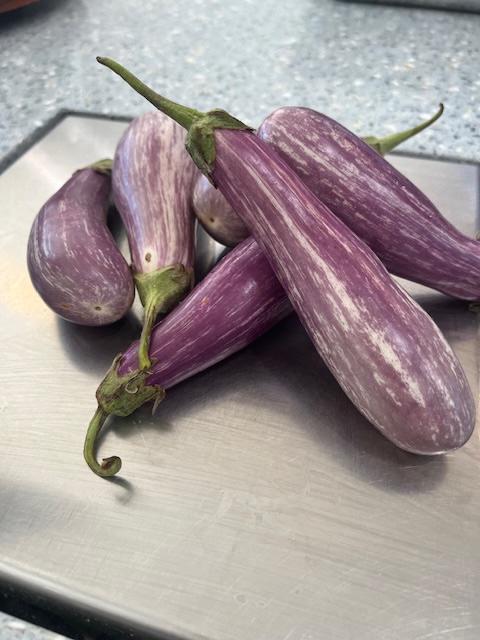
[97,58,252,176]
[363,104,444,156]
[96,57,203,130]
[134,265,193,370]
[138,301,158,370]
[83,406,122,477]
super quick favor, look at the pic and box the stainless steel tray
[0,115,479,640]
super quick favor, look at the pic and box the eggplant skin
[258,107,480,301]
[192,174,249,247]
[211,129,475,455]
[27,168,134,326]
[112,111,197,276]
[116,237,291,388]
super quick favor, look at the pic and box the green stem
[134,265,193,369]
[87,158,113,175]
[97,58,252,177]
[363,104,444,156]
[138,300,158,371]
[96,57,203,130]
[83,406,122,477]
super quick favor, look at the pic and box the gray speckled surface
[0,613,65,640]
[347,0,480,11]
[0,0,479,164]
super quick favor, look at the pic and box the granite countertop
[0,613,65,640]
[0,1,479,638]
[0,0,479,169]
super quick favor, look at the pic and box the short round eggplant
[191,108,444,248]
[192,173,249,246]
[113,112,198,369]
[97,58,476,463]
[257,105,480,300]
[27,160,134,326]
[83,238,291,476]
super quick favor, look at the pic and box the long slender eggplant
[193,173,249,246]
[113,111,198,369]
[193,111,442,247]
[83,238,291,476]
[257,105,480,300]
[95,58,475,470]
[27,160,134,326]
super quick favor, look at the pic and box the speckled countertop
[0,613,64,640]
[0,1,479,638]
[0,0,479,167]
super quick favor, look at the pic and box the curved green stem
[363,104,444,156]
[83,406,122,477]
[96,57,203,129]
[135,265,193,370]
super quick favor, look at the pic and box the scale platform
[0,115,479,640]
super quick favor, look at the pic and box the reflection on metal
[0,115,479,640]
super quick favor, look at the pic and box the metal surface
[0,115,479,640]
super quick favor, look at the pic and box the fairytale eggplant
[27,160,134,326]
[84,238,291,476]
[193,173,249,247]
[94,58,475,471]
[193,111,441,247]
[257,105,480,300]
[112,111,198,369]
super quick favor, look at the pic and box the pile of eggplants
[26,57,478,478]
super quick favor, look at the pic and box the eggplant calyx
[84,158,113,176]
[186,110,253,179]
[96,57,252,178]
[134,265,193,370]
[83,357,165,478]
[86,158,113,175]
[363,104,444,156]
[97,354,165,417]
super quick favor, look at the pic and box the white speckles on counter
[0,613,66,639]
[0,0,479,163]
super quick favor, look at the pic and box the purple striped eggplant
[96,58,475,468]
[27,160,135,326]
[83,238,291,476]
[257,105,480,300]
[193,110,443,247]
[113,111,198,369]
[193,173,249,246]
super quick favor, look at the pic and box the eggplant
[257,106,480,301]
[193,173,249,247]
[27,160,134,326]
[96,58,475,467]
[113,111,198,369]
[193,111,443,247]
[83,238,291,476]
